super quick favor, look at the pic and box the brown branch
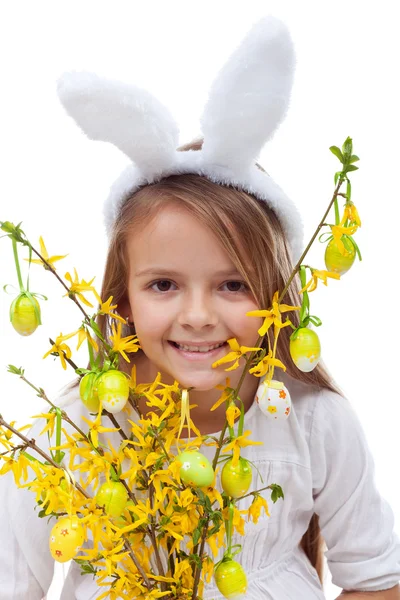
[104,411,130,441]
[27,244,93,324]
[278,176,345,304]
[123,538,152,589]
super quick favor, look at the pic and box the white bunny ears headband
[57,16,304,263]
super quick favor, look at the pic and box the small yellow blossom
[212,338,260,371]
[226,404,241,427]
[42,334,73,370]
[210,378,233,411]
[222,430,263,467]
[249,349,287,378]
[222,505,247,536]
[24,236,68,269]
[340,202,361,227]
[330,223,359,256]
[81,407,119,448]
[246,291,301,336]
[64,268,102,307]
[299,268,340,294]
[98,296,126,323]
[0,453,32,484]
[110,321,140,363]
[31,412,57,437]
[248,494,270,523]
[61,326,99,352]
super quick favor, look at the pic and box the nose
[177,289,218,330]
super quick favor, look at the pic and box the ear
[115,297,131,322]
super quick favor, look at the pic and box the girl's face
[122,204,262,391]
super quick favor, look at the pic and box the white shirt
[1,371,399,599]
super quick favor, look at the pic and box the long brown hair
[85,138,344,585]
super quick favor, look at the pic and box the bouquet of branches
[0,138,361,600]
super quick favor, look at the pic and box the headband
[57,15,304,263]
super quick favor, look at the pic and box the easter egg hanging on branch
[10,293,41,336]
[289,327,321,373]
[214,558,247,599]
[97,370,130,414]
[95,481,129,517]
[79,372,101,412]
[256,377,291,420]
[49,516,84,563]
[176,451,214,488]
[324,236,356,275]
[221,457,253,499]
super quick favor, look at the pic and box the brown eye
[223,281,247,293]
[152,280,175,292]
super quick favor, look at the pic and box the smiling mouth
[169,341,227,353]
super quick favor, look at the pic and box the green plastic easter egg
[290,327,321,373]
[114,500,137,528]
[177,451,214,488]
[10,293,41,336]
[324,237,356,275]
[96,481,128,517]
[79,373,100,412]
[221,458,252,499]
[97,370,129,414]
[214,559,247,599]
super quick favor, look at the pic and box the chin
[169,371,223,392]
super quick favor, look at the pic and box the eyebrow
[135,267,242,278]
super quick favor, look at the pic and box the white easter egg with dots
[256,378,291,420]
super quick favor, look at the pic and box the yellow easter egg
[221,458,252,499]
[10,293,41,336]
[214,559,247,599]
[49,516,84,563]
[325,237,356,275]
[96,481,128,517]
[289,327,321,372]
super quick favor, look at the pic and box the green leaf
[349,155,360,164]
[344,164,359,172]
[7,364,24,376]
[342,137,353,157]
[189,552,202,569]
[329,146,344,163]
[270,483,284,503]
[193,527,202,546]
[89,318,105,342]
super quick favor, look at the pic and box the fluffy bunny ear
[200,16,296,171]
[57,71,180,178]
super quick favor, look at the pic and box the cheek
[231,301,263,341]
[131,297,171,341]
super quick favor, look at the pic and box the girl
[1,15,400,600]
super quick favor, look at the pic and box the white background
[0,1,399,598]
